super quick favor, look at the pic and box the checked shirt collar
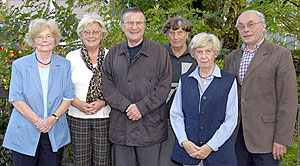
[239,38,265,83]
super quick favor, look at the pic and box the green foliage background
[0,0,299,165]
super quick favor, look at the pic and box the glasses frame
[122,21,145,27]
[35,34,54,42]
[237,21,262,30]
[82,30,101,37]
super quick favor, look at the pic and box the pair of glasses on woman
[83,30,101,36]
[35,34,53,41]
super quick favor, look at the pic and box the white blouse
[66,49,110,119]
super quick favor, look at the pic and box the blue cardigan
[3,52,75,156]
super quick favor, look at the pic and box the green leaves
[0,0,80,88]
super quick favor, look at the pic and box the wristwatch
[52,113,59,121]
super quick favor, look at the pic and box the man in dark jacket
[101,8,172,166]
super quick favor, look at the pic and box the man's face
[121,12,145,47]
[167,27,189,50]
[237,12,266,48]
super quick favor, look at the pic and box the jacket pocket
[262,114,276,123]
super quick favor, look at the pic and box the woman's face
[193,46,216,69]
[81,22,103,48]
[33,27,55,54]
[167,27,189,50]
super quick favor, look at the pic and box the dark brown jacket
[224,40,298,153]
[102,37,172,146]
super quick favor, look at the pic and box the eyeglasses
[35,34,54,41]
[237,22,262,30]
[83,30,101,36]
[122,21,145,27]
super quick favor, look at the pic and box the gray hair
[25,18,61,47]
[189,32,222,58]
[236,10,265,27]
[77,13,108,40]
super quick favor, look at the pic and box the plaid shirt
[239,38,264,83]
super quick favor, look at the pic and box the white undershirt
[66,49,110,119]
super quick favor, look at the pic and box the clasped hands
[126,104,142,121]
[182,140,213,160]
[79,100,106,115]
[35,116,56,133]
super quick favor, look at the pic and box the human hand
[36,116,56,133]
[181,140,201,158]
[191,144,213,159]
[272,142,287,160]
[76,100,93,114]
[126,104,142,121]
[86,100,106,115]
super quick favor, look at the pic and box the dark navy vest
[171,70,237,166]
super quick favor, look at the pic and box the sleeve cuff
[63,97,74,101]
[206,140,218,151]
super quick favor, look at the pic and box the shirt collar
[188,64,221,81]
[118,37,149,57]
[165,43,190,57]
[241,37,265,53]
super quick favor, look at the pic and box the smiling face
[81,22,103,48]
[33,27,55,54]
[237,11,266,50]
[120,11,145,47]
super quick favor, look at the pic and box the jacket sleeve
[101,49,132,113]
[223,53,234,73]
[9,60,25,102]
[135,48,172,116]
[274,49,298,146]
[63,60,75,100]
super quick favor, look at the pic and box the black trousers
[12,133,63,166]
[113,143,161,166]
[235,123,279,166]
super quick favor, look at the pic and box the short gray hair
[25,18,61,47]
[77,13,108,40]
[236,10,265,27]
[189,32,221,58]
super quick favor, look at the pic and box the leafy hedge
[0,0,299,165]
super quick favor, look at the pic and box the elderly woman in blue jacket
[2,18,74,166]
[170,32,238,166]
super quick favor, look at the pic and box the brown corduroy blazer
[223,40,298,153]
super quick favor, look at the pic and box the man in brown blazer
[224,10,298,166]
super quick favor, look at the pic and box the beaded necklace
[35,54,51,65]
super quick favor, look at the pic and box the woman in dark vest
[170,32,238,166]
